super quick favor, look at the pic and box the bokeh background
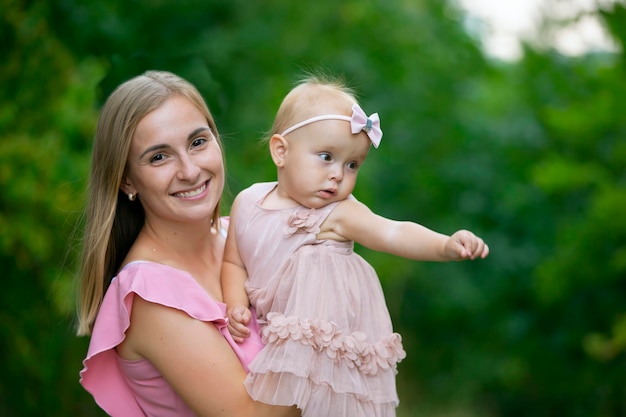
[1,0,625,415]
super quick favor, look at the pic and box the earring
[128,192,136,201]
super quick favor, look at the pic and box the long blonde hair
[76,71,223,336]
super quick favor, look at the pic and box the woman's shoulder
[80,262,227,417]
[114,261,226,320]
[84,262,229,374]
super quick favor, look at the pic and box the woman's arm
[323,199,489,261]
[121,296,299,417]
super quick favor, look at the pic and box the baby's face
[281,118,371,209]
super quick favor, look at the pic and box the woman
[76,70,299,417]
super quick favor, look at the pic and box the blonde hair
[76,71,223,336]
[269,75,358,140]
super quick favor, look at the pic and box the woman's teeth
[175,183,206,198]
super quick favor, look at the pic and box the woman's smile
[172,180,209,199]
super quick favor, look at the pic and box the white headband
[280,103,382,148]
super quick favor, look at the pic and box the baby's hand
[227,305,252,343]
[445,230,489,260]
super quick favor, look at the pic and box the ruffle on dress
[262,312,405,376]
[245,324,405,417]
[80,261,263,417]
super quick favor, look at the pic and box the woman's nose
[177,154,201,180]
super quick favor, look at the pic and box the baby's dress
[235,182,406,417]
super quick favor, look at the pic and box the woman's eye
[191,138,207,148]
[150,153,165,163]
[319,153,332,162]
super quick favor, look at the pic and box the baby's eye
[319,153,332,162]
[347,161,359,170]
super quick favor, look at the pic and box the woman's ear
[119,177,136,197]
[269,134,288,167]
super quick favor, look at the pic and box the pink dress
[80,261,264,417]
[235,182,406,417]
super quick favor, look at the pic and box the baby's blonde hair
[270,75,358,140]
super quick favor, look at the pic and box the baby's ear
[269,134,288,167]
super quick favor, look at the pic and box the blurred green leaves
[2,0,625,415]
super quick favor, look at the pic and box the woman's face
[122,95,224,227]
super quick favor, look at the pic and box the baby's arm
[220,196,253,343]
[325,199,489,261]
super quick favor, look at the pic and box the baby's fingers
[468,238,489,259]
[227,306,252,343]
[464,235,490,260]
[477,242,490,259]
[227,320,251,343]
[231,306,252,325]
[452,230,489,260]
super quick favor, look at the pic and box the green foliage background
[1,0,624,415]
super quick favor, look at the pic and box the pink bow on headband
[279,103,383,148]
[350,103,382,148]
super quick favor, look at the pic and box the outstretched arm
[324,199,489,261]
[220,196,253,342]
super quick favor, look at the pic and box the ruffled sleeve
[79,261,263,416]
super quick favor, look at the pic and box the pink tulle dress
[80,260,264,417]
[235,182,406,417]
